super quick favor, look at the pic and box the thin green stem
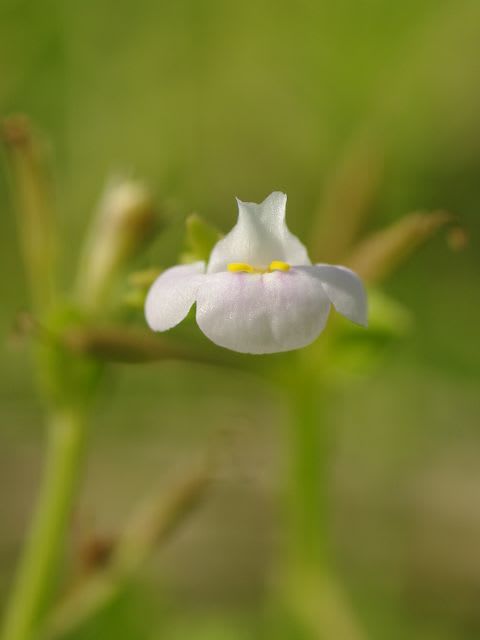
[283,375,366,640]
[287,375,330,578]
[1,408,87,640]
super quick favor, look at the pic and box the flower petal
[145,261,205,331]
[301,264,368,326]
[196,267,330,354]
[207,192,311,273]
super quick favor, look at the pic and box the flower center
[227,261,290,274]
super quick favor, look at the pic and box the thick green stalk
[284,374,365,640]
[1,408,87,640]
[286,374,330,581]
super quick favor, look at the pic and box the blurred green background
[1,0,480,638]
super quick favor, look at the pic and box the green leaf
[328,289,412,375]
[180,213,222,263]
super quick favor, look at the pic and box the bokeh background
[1,1,480,638]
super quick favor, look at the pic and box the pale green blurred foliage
[180,214,222,264]
[1,1,480,639]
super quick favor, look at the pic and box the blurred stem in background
[281,369,366,640]
[1,410,87,640]
[1,117,89,640]
[287,374,328,579]
[0,118,157,640]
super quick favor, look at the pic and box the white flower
[145,192,367,354]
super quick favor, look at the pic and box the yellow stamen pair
[227,261,290,274]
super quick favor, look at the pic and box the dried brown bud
[447,225,469,252]
[2,115,57,311]
[345,210,454,284]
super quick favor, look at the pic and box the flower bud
[345,210,453,284]
[2,115,57,312]
[77,178,157,311]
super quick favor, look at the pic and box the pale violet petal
[196,267,330,354]
[145,261,205,331]
[207,192,311,273]
[299,264,368,326]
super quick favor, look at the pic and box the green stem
[287,375,330,581]
[1,408,87,640]
[284,375,366,640]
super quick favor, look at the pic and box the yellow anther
[227,262,255,273]
[228,261,291,274]
[268,261,290,272]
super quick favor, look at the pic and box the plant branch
[1,409,87,640]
